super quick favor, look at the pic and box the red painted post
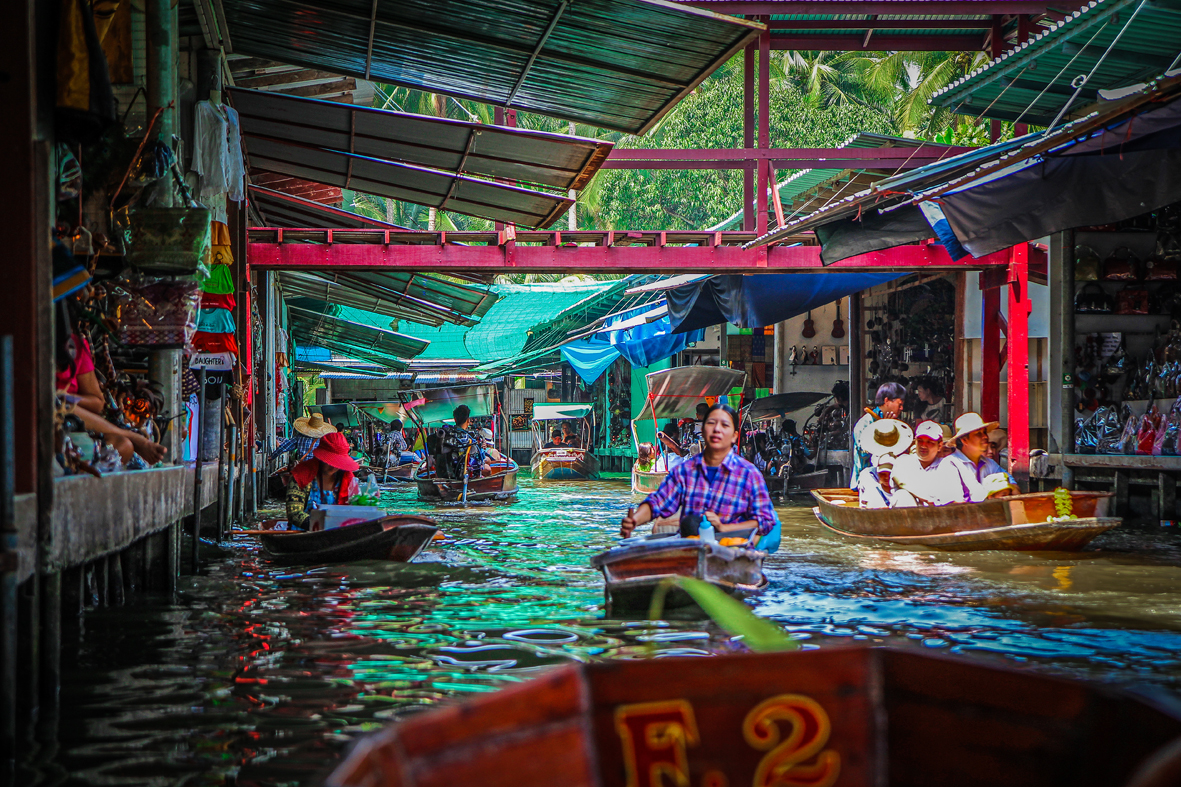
[1007,244,1031,487]
[743,40,755,231]
[981,280,1001,422]
[756,20,771,237]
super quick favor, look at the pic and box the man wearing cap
[856,419,913,509]
[932,412,1018,504]
[889,420,947,507]
[851,382,907,489]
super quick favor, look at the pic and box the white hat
[915,421,945,442]
[864,419,914,457]
[872,452,898,471]
[952,412,1000,441]
[478,427,494,440]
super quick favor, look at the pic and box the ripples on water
[43,476,1181,786]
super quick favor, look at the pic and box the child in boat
[542,428,563,449]
[856,419,913,509]
[635,442,656,473]
[620,403,775,543]
[284,432,360,530]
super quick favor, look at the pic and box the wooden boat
[380,461,417,482]
[532,446,601,480]
[414,460,519,503]
[261,516,439,565]
[631,465,665,495]
[812,487,1120,551]
[591,536,766,614]
[327,645,1181,787]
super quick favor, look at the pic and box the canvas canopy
[532,403,592,421]
[633,366,746,424]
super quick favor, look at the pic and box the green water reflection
[46,476,1181,787]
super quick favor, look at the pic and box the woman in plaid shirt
[621,403,776,540]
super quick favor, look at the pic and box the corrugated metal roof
[278,270,498,327]
[219,0,763,135]
[932,0,1181,123]
[248,185,409,230]
[229,87,612,190]
[286,301,431,369]
[244,134,573,228]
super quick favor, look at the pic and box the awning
[279,270,497,328]
[398,383,499,423]
[243,135,573,228]
[220,0,763,135]
[932,0,1181,124]
[635,366,747,423]
[666,273,904,334]
[230,87,612,190]
[747,392,831,422]
[532,403,592,421]
[248,184,408,230]
[286,302,430,370]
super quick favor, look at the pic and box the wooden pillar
[743,40,755,231]
[848,292,864,488]
[756,21,771,238]
[1052,230,1076,485]
[981,283,1001,422]
[1159,473,1177,525]
[1007,244,1031,488]
[36,571,59,744]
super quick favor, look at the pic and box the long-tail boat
[812,488,1119,550]
[326,645,1181,787]
[530,403,601,479]
[630,366,747,495]
[591,534,767,614]
[415,459,520,503]
[261,514,438,564]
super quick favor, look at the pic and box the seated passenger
[478,427,505,472]
[931,412,1018,504]
[284,433,360,530]
[890,420,946,507]
[858,453,897,509]
[857,419,914,509]
[635,442,656,473]
[543,428,563,449]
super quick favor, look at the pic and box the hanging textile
[192,102,246,204]
[561,339,620,385]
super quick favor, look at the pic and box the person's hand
[620,512,637,538]
[704,511,722,529]
[132,435,167,464]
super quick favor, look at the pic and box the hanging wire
[1011,20,1109,127]
[1168,48,1181,73]
[1044,0,1148,134]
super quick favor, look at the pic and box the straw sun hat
[864,419,914,457]
[293,412,337,438]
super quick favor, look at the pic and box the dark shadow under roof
[248,185,409,230]
[278,270,498,328]
[220,0,763,135]
[229,88,613,191]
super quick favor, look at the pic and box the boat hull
[631,466,666,495]
[590,538,766,615]
[531,448,600,480]
[327,646,1181,787]
[415,461,519,502]
[263,520,438,565]
[811,488,1118,551]
[259,514,437,555]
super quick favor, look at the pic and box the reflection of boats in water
[590,534,766,615]
[811,488,1119,551]
[260,515,439,565]
[328,645,1181,787]
[629,366,746,494]
[530,403,600,479]
[415,460,520,503]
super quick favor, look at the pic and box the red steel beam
[1007,243,1031,487]
[605,148,970,161]
[767,19,997,29]
[248,232,1032,274]
[677,2,1053,14]
[770,34,987,50]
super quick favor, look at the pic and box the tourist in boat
[542,428,564,449]
[562,421,581,448]
[438,405,483,479]
[478,428,505,466]
[635,442,656,473]
[931,412,1018,504]
[914,378,947,422]
[850,382,907,488]
[656,421,686,470]
[682,401,710,455]
[619,403,775,541]
[855,419,913,509]
[284,432,360,530]
[890,420,946,507]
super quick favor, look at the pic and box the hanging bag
[1075,282,1113,314]
[1102,247,1141,281]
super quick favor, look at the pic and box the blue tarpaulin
[665,272,906,334]
[561,339,620,385]
[561,304,706,384]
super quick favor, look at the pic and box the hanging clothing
[197,307,236,334]
[192,102,246,203]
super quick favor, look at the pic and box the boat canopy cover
[399,383,498,424]
[532,403,593,421]
[666,273,905,334]
[634,366,746,423]
[746,392,831,422]
[307,403,362,428]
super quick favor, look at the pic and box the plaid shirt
[644,450,776,535]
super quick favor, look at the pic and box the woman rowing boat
[620,403,775,542]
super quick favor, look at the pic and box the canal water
[37,476,1181,786]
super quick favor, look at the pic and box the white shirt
[932,450,1008,504]
[857,467,892,509]
[919,399,946,423]
[889,453,944,505]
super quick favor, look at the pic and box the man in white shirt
[932,413,1017,504]
[890,420,946,507]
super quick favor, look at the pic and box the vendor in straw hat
[856,419,913,509]
[285,432,361,530]
[270,412,337,467]
[930,412,1018,504]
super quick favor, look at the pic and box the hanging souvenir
[1074,245,1101,281]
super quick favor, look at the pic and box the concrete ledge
[1060,454,1181,471]
[47,463,219,573]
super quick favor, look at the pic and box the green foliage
[648,577,797,653]
[594,75,894,230]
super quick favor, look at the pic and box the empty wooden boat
[327,645,1181,787]
[812,488,1119,551]
[414,460,519,503]
[262,517,439,565]
[591,536,766,614]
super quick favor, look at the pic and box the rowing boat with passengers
[630,365,746,495]
[530,403,601,480]
[811,487,1119,550]
[327,644,1181,787]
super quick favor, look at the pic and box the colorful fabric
[644,450,775,535]
[269,434,319,462]
[190,332,239,355]
[55,333,94,393]
[200,292,236,310]
[197,307,235,334]
[199,264,234,294]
